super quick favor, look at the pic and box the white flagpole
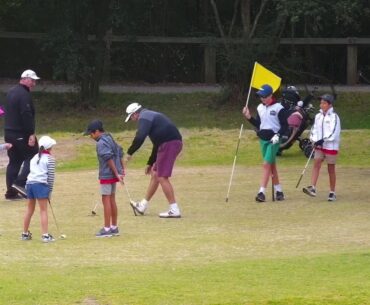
[225,123,244,202]
[245,61,257,107]
[225,62,258,202]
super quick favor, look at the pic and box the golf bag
[278,87,316,158]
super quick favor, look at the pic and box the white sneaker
[42,234,55,243]
[159,209,181,218]
[130,201,147,216]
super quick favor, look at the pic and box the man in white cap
[124,102,183,218]
[3,69,40,200]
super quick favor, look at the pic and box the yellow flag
[250,62,281,93]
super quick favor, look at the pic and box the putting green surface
[0,166,369,305]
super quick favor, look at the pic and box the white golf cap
[21,69,40,80]
[38,135,56,150]
[125,102,142,122]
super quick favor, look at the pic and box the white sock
[259,187,266,193]
[111,225,117,230]
[170,203,179,211]
[104,227,110,232]
[274,184,282,192]
[140,199,149,206]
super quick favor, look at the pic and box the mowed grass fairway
[0,129,370,305]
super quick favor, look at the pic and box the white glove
[270,134,280,144]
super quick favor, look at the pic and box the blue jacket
[96,133,124,180]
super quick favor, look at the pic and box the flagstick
[225,62,257,203]
[245,62,257,107]
[225,123,244,202]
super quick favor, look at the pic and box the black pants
[4,133,38,194]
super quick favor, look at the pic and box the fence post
[204,45,216,83]
[347,42,358,85]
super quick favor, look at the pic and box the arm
[47,156,56,195]
[19,95,35,137]
[107,159,123,182]
[127,119,151,156]
[242,106,260,129]
[324,114,341,142]
[277,108,289,136]
[147,144,158,166]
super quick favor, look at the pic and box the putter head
[129,200,138,216]
[91,210,96,215]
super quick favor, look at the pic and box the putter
[296,147,315,188]
[122,182,138,216]
[48,199,66,239]
[271,174,275,202]
[91,202,99,216]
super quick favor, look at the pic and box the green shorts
[259,139,280,164]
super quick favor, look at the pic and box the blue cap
[256,84,273,98]
[83,119,104,135]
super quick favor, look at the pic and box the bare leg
[145,172,160,201]
[271,163,280,185]
[311,158,323,187]
[39,199,48,235]
[102,195,112,228]
[110,193,118,226]
[158,177,176,204]
[23,199,36,232]
[261,163,272,188]
[328,164,336,192]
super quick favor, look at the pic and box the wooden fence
[0,32,368,85]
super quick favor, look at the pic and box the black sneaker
[5,193,24,201]
[276,191,285,201]
[302,186,316,197]
[328,192,336,202]
[95,228,113,238]
[255,192,266,202]
[21,231,32,241]
[12,184,27,198]
[110,227,120,236]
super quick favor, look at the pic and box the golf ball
[60,234,67,239]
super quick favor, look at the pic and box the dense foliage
[0,0,370,104]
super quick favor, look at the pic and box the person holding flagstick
[242,82,288,202]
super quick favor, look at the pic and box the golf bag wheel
[304,144,315,158]
[299,138,311,151]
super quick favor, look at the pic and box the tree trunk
[240,0,251,37]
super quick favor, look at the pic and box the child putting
[21,136,57,242]
[84,120,125,237]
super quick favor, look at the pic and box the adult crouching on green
[124,103,183,218]
[242,84,288,202]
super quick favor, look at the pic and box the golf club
[91,201,99,216]
[48,199,66,239]
[295,146,315,188]
[271,174,275,202]
[122,182,138,216]
[225,124,244,202]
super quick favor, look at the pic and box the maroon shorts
[153,140,182,177]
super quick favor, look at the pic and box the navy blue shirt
[127,109,182,165]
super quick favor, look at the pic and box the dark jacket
[4,84,35,137]
[127,109,182,165]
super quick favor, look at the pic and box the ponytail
[37,146,44,164]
